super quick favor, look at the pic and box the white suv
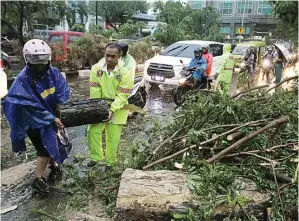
[143,40,227,86]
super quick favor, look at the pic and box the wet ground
[1,75,176,220]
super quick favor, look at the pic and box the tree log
[56,99,110,127]
[227,131,244,141]
[207,116,289,163]
[115,169,269,221]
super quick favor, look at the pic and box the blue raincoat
[2,66,70,164]
[187,57,207,81]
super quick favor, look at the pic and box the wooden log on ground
[115,169,195,221]
[56,99,110,127]
[115,169,270,221]
[227,131,244,141]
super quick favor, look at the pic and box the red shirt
[202,53,213,75]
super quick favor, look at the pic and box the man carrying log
[87,43,134,170]
[2,39,70,195]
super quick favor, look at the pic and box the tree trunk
[115,169,269,221]
[56,99,110,127]
[18,2,25,46]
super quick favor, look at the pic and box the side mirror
[180,59,183,64]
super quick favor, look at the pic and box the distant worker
[118,42,137,77]
[214,44,235,94]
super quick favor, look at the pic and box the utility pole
[239,0,247,43]
[96,1,98,26]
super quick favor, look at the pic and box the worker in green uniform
[118,42,136,77]
[214,44,235,94]
[87,43,134,171]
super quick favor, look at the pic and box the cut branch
[143,119,271,170]
[206,116,289,163]
[153,129,183,155]
[266,75,299,93]
[232,84,269,98]
[227,131,244,141]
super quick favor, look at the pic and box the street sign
[238,27,244,35]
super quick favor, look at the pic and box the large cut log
[115,169,270,221]
[115,169,195,221]
[56,99,146,127]
[56,99,110,127]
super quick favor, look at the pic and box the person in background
[87,43,134,171]
[187,48,207,88]
[273,45,284,84]
[118,42,136,77]
[201,44,213,78]
[2,39,70,195]
[241,48,255,80]
[214,44,235,94]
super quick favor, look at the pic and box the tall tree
[1,1,68,45]
[153,2,221,45]
[269,1,298,42]
[89,1,149,32]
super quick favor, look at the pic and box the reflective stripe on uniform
[40,87,55,98]
[118,87,131,94]
[90,82,100,87]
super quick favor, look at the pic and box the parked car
[48,31,84,63]
[143,40,229,86]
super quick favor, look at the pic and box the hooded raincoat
[2,66,70,164]
[215,44,235,93]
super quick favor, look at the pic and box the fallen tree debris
[138,83,298,219]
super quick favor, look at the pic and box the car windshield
[161,43,202,58]
[232,46,248,55]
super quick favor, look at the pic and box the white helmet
[23,39,51,64]
[202,44,209,50]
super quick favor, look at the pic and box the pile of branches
[50,34,109,70]
[141,79,298,219]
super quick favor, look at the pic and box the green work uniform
[215,44,235,94]
[122,54,136,77]
[87,58,134,165]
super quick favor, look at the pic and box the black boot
[31,177,50,194]
[47,165,63,185]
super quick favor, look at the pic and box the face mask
[28,63,48,77]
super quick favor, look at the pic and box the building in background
[187,0,278,38]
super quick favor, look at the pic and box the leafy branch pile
[50,34,109,70]
[139,84,298,220]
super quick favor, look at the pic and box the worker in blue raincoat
[2,39,70,195]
